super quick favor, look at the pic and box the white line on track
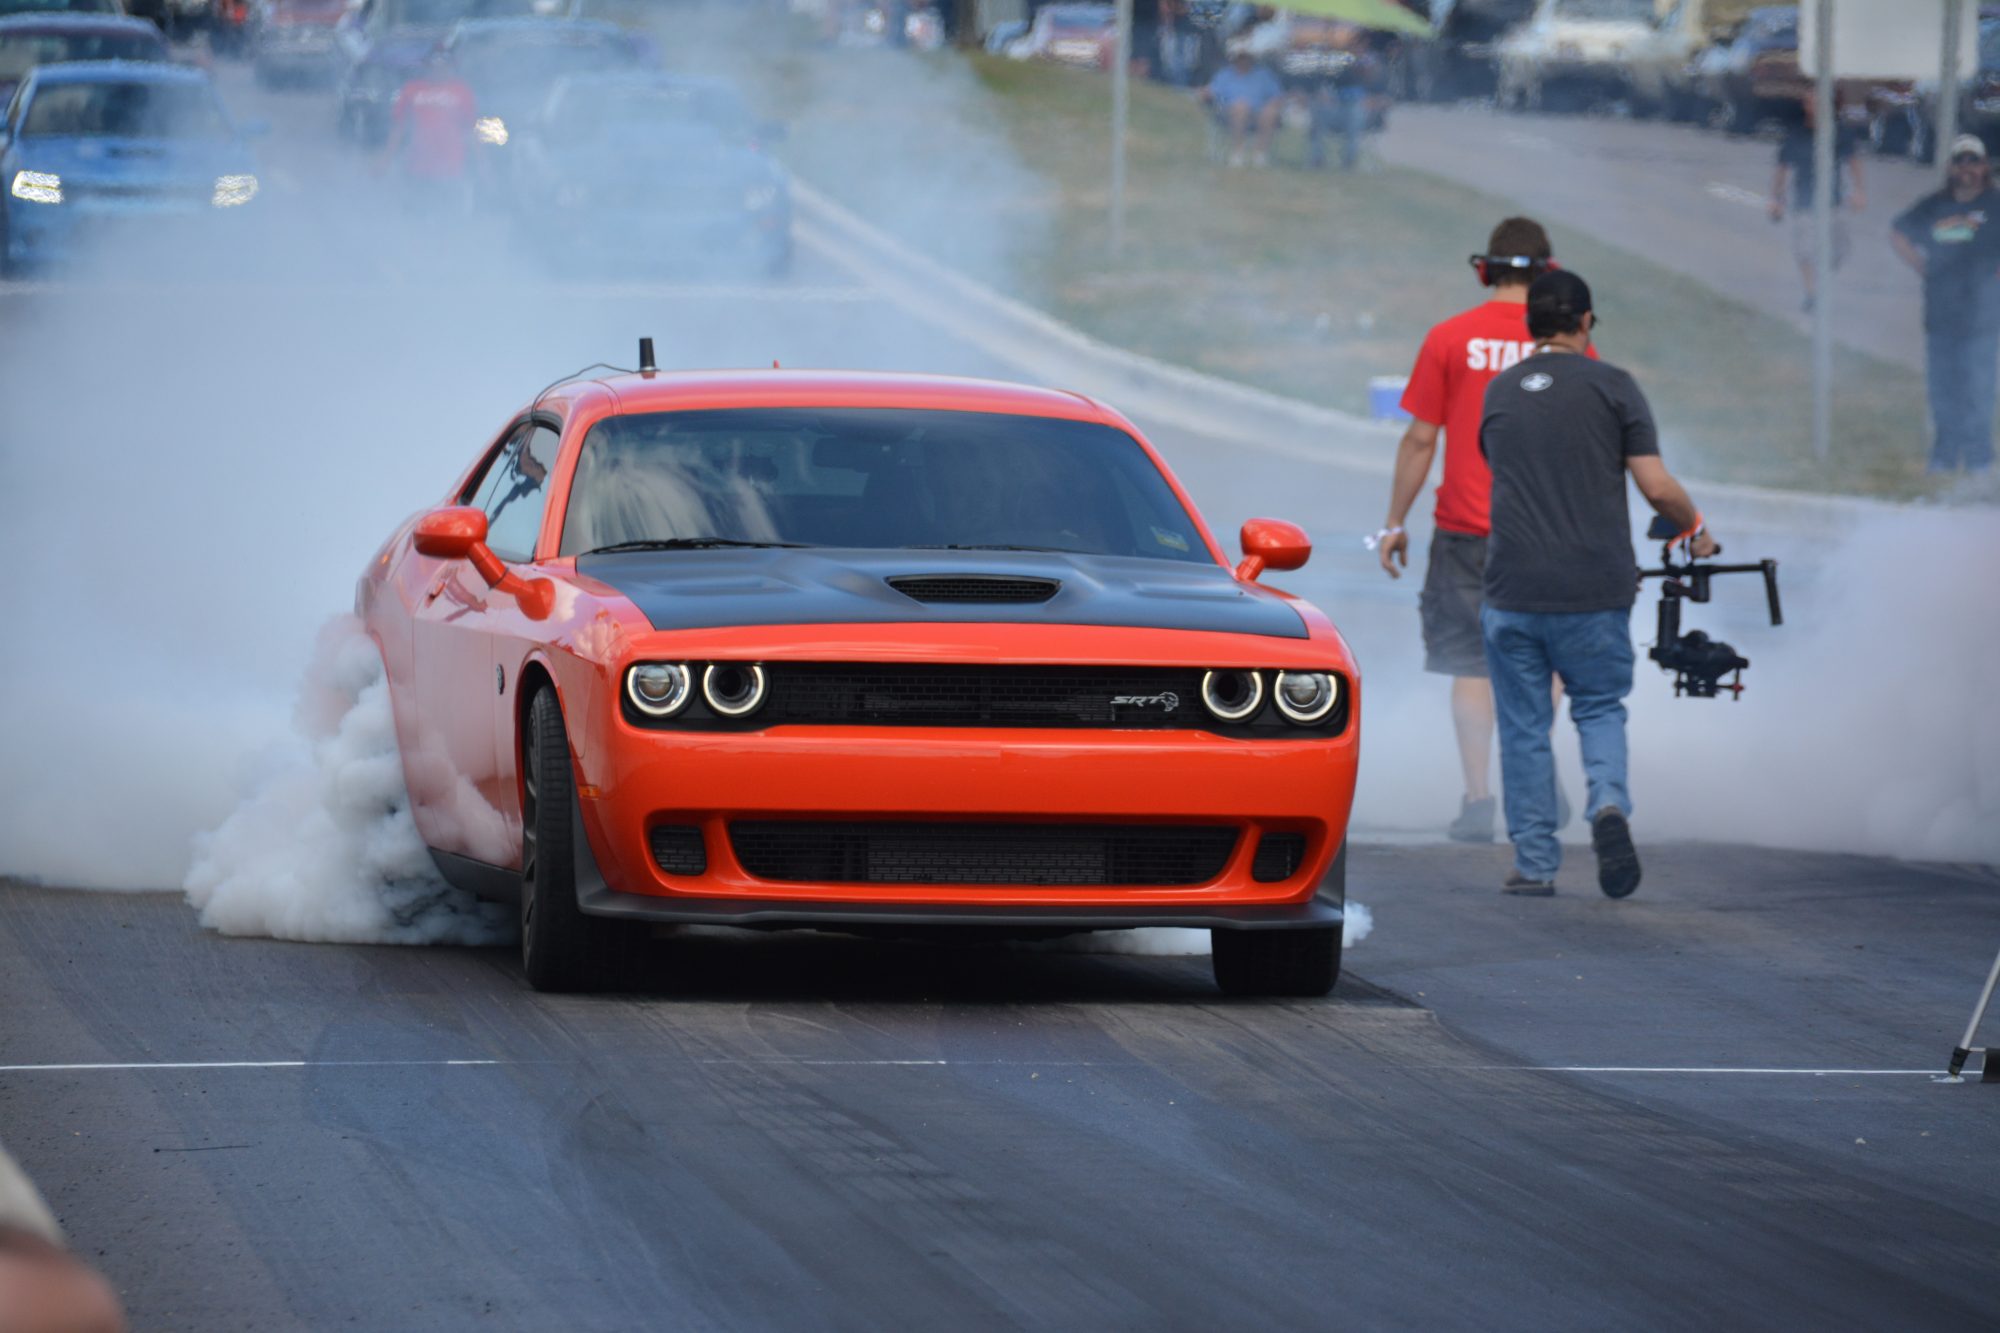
[0,281,876,303]
[1491,1066,1941,1077]
[1704,182,1768,210]
[0,1060,504,1073]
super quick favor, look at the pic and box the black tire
[1211,926,1341,998]
[520,687,608,992]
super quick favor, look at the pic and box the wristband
[1674,512,1706,547]
[1364,526,1405,552]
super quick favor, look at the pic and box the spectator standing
[1378,217,1575,843]
[1891,134,2000,476]
[386,49,477,213]
[1152,0,1204,86]
[1769,96,1865,314]
[1200,41,1282,167]
[1479,270,1717,898]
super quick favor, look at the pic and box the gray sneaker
[1503,872,1556,897]
[1448,795,1497,843]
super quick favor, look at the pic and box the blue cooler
[1369,376,1411,423]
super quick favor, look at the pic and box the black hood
[575,548,1309,639]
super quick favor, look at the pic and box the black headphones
[1470,253,1557,287]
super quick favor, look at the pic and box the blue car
[512,72,793,278]
[0,61,262,274]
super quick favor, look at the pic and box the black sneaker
[1448,795,1497,843]
[1591,808,1642,898]
[1503,872,1555,897]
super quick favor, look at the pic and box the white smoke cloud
[182,616,512,946]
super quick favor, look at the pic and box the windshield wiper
[582,538,811,555]
[900,543,1087,554]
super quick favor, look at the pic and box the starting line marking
[1492,1066,1941,1077]
[0,1060,504,1073]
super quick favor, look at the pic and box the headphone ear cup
[1476,260,1491,286]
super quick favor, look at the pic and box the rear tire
[520,688,608,992]
[1211,927,1341,997]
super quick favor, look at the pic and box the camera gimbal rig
[1636,516,1783,699]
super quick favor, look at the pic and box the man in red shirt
[385,49,477,212]
[1378,217,1574,843]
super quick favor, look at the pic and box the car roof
[0,14,162,36]
[27,58,209,86]
[547,370,1110,425]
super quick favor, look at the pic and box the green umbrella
[1271,0,1435,38]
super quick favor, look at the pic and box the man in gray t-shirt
[1477,271,1718,899]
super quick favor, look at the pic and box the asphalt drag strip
[2,838,1997,1331]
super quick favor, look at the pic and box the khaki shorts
[1419,529,1489,679]
[1789,209,1852,269]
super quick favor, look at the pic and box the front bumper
[569,721,1359,918]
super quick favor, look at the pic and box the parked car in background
[0,12,165,108]
[1005,3,1115,70]
[1618,0,1756,121]
[0,60,263,275]
[1867,17,2000,162]
[0,0,124,16]
[1407,0,1535,102]
[249,0,345,88]
[1495,0,1658,113]
[1694,3,1798,132]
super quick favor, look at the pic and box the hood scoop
[887,574,1060,605]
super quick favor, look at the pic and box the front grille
[730,821,1239,886]
[1251,832,1307,883]
[649,824,707,875]
[887,575,1060,604]
[759,664,1207,729]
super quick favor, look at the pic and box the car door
[482,420,563,857]
[405,420,538,866]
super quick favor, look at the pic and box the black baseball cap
[1527,269,1596,338]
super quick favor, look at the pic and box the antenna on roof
[638,338,657,375]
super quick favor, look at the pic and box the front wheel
[520,687,610,992]
[1211,927,1341,997]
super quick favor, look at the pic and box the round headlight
[703,663,767,718]
[1201,669,1265,723]
[1274,671,1339,724]
[626,662,691,717]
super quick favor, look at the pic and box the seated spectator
[1199,41,1283,168]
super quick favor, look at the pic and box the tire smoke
[182,616,512,946]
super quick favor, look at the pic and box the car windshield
[560,407,1210,564]
[546,81,748,141]
[1551,0,1653,20]
[19,78,229,139]
[0,29,163,82]
[455,31,627,95]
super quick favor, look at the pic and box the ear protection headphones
[1469,254,1559,286]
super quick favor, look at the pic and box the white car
[1495,0,1659,112]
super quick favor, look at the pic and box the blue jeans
[1924,328,1998,472]
[1309,88,1368,169]
[1481,606,1635,881]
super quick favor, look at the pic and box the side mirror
[413,504,488,559]
[1235,518,1311,583]
[412,505,555,620]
